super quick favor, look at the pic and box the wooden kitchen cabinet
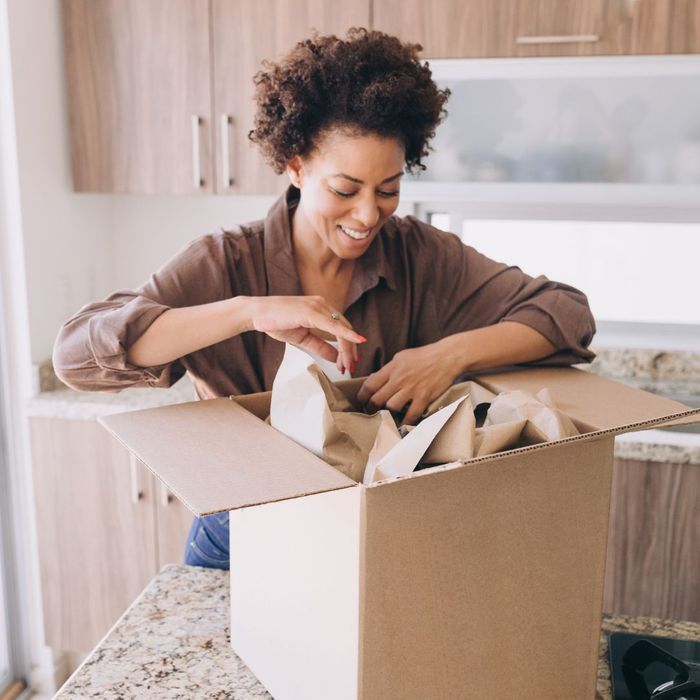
[372,0,614,58]
[373,0,700,58]
[155,482,195,566]
[62,0,212,194]
[619,0,700,54]
[371,0,521,59]
[211,0,371,195]
[63,0,369,195]
[30,416,195,652]
[603,456,700,622]
[30,417,158,652]
[62,0,700,194]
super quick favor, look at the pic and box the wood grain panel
[373,0,700,57]
[372,0,520,58]
[155,483,195,566]
[62,0,212,193]
[603,457,700,622]
[514,0,609,57]
[622,0,700,54]
[212,0,371,195]
[30,418,158,652]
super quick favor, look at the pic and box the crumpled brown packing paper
[418,382,580,465]
[483,387,579,444]
[270,344,399,482]
[270,344,579,485]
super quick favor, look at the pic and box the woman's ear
[286,156,304,188]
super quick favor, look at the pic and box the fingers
[313,308,365,346]
[356,367,390,407]
[297,334,339,363]
[336,337,356,374]
[384,389,411,414]
[401,396,430,427]
[314,303,362,375]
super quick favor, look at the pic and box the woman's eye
[330,188,399,199]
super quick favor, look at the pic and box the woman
[53,28,596,570]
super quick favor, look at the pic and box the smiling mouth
[338,224,372,240]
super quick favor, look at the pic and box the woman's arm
[432,321,557,374]
[54,232,362,392]
[125,297,251,367]
[127,295,364,370]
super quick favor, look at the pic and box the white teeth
[339,225,371,240]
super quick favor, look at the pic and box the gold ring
[330,311,340,320]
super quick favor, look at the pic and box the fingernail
[356,335,367,343]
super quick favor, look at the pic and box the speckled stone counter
[55,564,700,700]
[26,375,197,420]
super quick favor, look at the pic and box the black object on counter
[609,632,700,699]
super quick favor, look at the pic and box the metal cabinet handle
[516,34,600,45]
[221,114,234,188]
[160,482,173,508]
[129,454,144,504]
[191,115,204,189]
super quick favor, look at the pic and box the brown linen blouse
[53,185,596,400]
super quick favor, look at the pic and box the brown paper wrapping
[270,345,580,485]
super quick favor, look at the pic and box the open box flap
[474,366,700,434]
[99,398,355,516]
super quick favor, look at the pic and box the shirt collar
[263,184,397,304]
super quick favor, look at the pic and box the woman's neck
[291,205,354,279]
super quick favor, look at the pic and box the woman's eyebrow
[330,171,404,185]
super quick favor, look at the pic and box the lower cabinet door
[603,457,700,623]
[30,417,159,652]
[154,482,196,567]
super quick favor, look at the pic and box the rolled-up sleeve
[53,234,229,392]
[409,219,596,365]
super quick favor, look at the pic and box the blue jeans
[184,512,230,569]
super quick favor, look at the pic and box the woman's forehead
[310,130,405,179]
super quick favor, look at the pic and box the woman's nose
[353,196,380,229]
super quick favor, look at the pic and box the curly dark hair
[248,27,450,175]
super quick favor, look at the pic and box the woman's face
[287,129,405,260]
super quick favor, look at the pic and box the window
[423,209,700,326]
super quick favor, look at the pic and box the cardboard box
[100,366,700,700]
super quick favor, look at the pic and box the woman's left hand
[355,341,463,426]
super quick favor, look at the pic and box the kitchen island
[55,564,700,699]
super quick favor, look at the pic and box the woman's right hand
[245,296,366,374]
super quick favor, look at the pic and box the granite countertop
[28,348,700,464]
[55,564,700,700]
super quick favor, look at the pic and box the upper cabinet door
[513,0,611,56]
[63,0,212,193]
[372,0,619,58]
[211,0,371,195]
[621,0,700,54]
[371,0,522,58]
[372,0,700,58]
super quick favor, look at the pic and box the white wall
[109,195,276,288]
